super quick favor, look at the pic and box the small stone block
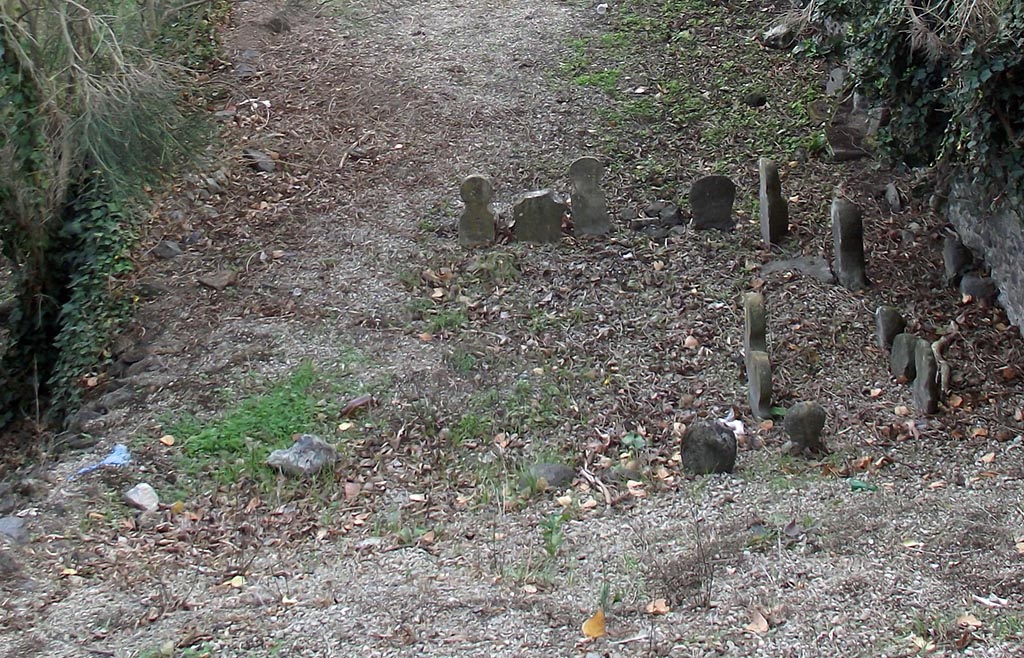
[890,333,920,382]
[513,190,566,243]
[783,401,826,453]
[690,175,737,231]
[742,292,767,360]
[681,422,737,474]
[875,306,906,350]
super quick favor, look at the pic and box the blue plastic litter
[71,443,131,479]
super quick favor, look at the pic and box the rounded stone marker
[783,401,826,453]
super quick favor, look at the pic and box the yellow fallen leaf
[956,613,983,628]
[60,567,78,577]
[169,500,185,514]
[582,608,606,639]
[417,332,434,342]
[226,575,245,588]
[87,512,105,520]
[556,494,573,507]
[901,538,924,549]
[745,608,769,634]
[158,434,175,446]
[338,421,354,431]
[645,598,670,615]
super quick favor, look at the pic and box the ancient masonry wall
[947,178,1024,327]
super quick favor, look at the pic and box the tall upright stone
[690,175,737,231]
[831,198,868,290]
[746,350,773,419]
[912,340,939,414]
[569,156,612,236]
[513,190,566,243]
[458,175,495,248]
[742,292,767,362]
[758,158,789,246]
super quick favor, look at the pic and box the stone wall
[947,178,1024,327]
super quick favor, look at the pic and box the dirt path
[2,1,1024,657]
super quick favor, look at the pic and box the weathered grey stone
[746,350,773,419]
[512,190,566,243]
[681,422,737,474]
[762,22,796,50]
[153,240,182,259]
[884,183,903,213]
[890,333,921,382]
[783,401,826,453]
[948,177,1023,327]
[761,256,835,283]
[458,174,496,247]
[826,67,847,96]
[742,292,767,361]
[942,232,974,287]
[658,204,683,226]
[242,148,276,172]
[758,158,789,246]
[198,270,238,291]
[831,198,868,290]
[124,483,159,513]
[266,434,338,477]
[912,340,939,414]
[690,175,736,231]
[0,516,28,544]
[569,157,612,236]
[644,200,667,217]
[520,462,575,490]
[875,306,906,350]
[960,273,998,303]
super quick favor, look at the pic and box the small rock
[642,226,671,241]
[761,256,835,283]
[266,434,339,477]
[619,207,638,222]
[742,91,767,107]
[0,516,28,544]
[242,148,276,173]
[644,200,668,218]
[890,333,921,382]
[875,306,906,350]
[681,422,737,475]
[762,22,796,50]
[783,401,826,453]
[960,274,997,304]
[658,204,683,226]
[606,465,643,483]
[124,483,159,513]
[521,462,575,490]
[153,240,182,259]
[198,270,238,291]
[95,385,135,412]
[265,15,291,33]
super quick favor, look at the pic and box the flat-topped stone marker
[690,175,737,231]
[569,156,612,236]
[758,158,789,246]
[784,401,827,454]
[831,198,868,290]
[890,333,921,382]
[458,174,496,248]
[513,189,566,243]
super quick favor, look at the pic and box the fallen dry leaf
[581,608,607,639]
[980,452,996,464]
[340,394,374,417]
[556,494,573,507]
[522,584,538,594]
[956,613,983,628]
[343,482,361,501]
[158,434,175,446]
[901,538,924,549]
[894,405,911,416]
[684,335,699,350]
[645,598,670,615]
[948,393,963,408]
[971,427,989,438]
[408,493,427,503]
[226,575,245,588]
[744,608,769,634]
[869,388,883,398]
